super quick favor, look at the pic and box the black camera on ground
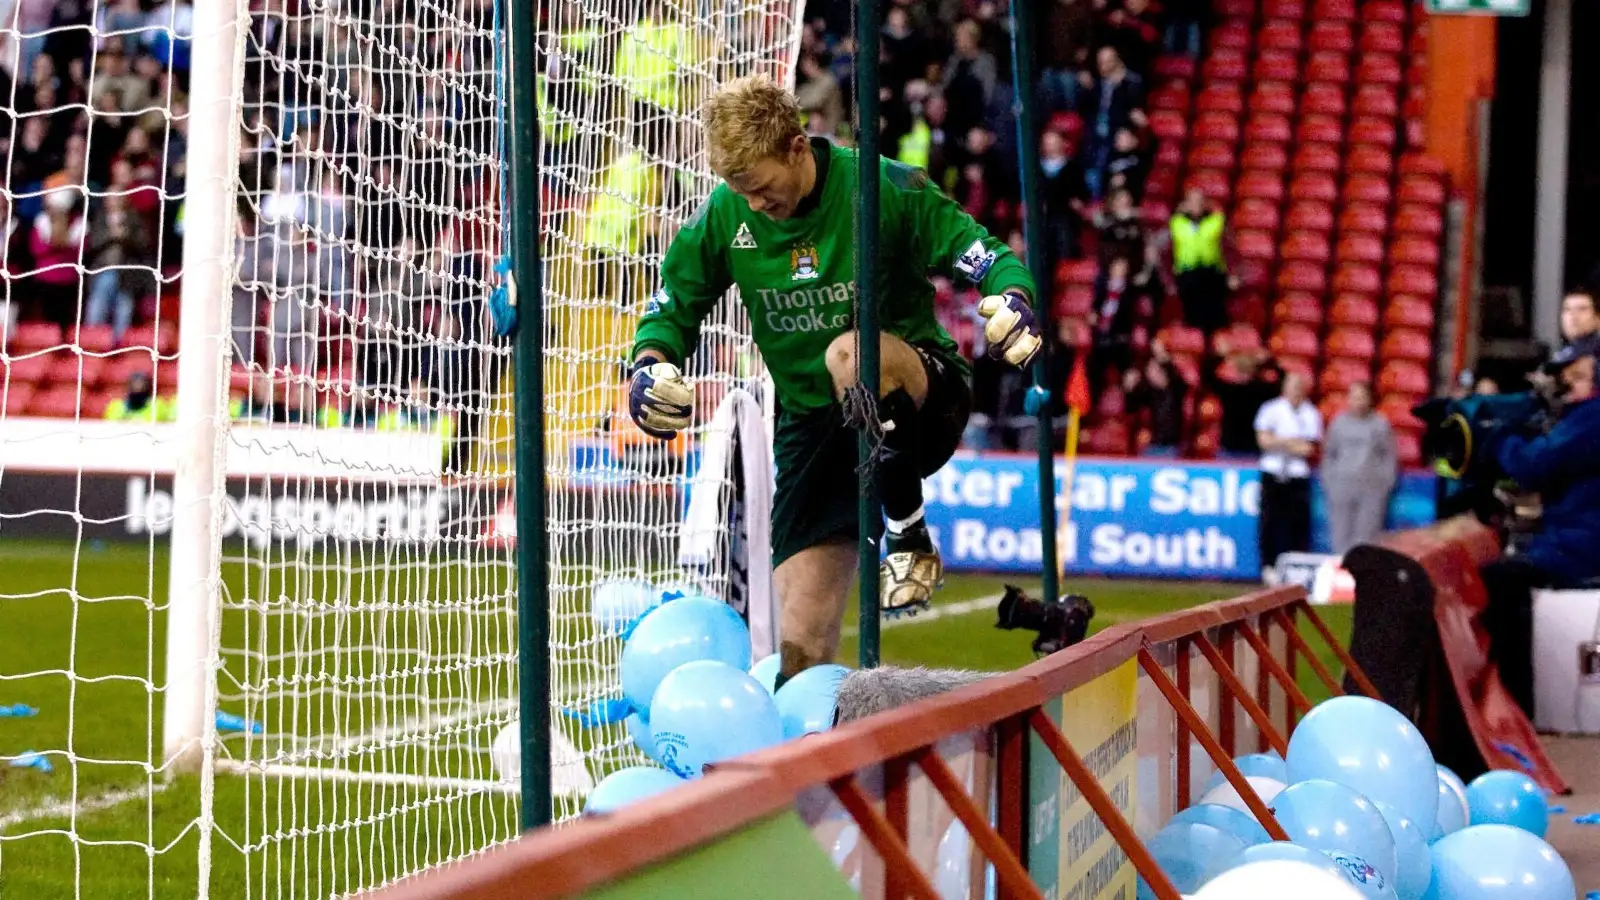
[995,585,1095,657]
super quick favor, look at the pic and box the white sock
[885,505,925,535]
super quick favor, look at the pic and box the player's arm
[627,198,733,439]
[888,161,1041,368]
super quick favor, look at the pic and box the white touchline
[0,783,167,831]
[841,592,1004,638]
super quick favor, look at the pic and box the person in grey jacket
[1322,381,1398,554]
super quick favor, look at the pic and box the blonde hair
[703,74,805,178]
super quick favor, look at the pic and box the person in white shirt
[1254,372,1322,580]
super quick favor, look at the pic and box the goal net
[0,0,799,894]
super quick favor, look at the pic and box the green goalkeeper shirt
[631,138,1036,412]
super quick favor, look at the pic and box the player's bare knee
[779,638,831,677]
[825,331,859,394]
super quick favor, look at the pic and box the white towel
[679,387,777,657]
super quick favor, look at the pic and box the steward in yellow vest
[1168,188,1235,334]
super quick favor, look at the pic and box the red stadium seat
[1214,0,1256,16]
[1349,117,1398,149]
[1285,201,1335,234]
[70,325,116,355]
[1273,291,1325,327]
[1253,51,1301,83]
[1394,431,1422,468]
[1245,114,1293,145]
[1282,232,1332,265]
[26,385,86,419]
[1193,112,1241,145]
[1377,360,1431,397]
[1380,328,1433,363]
[81,389,114,419]
[1329,293,1380,328]
[1096,386,1127,418]
[1357,55,1404,87]
[1391,236,1441,268]
[1343,175,1393,207]
[1347,147,1395,177]
[1057,259,1099,286]
[1085,422,1131,456]
[1197,85,1245,116]
[1351,85,1400,119]
[1213,323,1264,356]
[1188,141,1237,171]
[49,353,108,389]
[1278,355,1317,384]
[1048,111,1085,142]
[1262,0,1306,20]
[1228,291,1269,330]
[1293,143,1342,174]
[1185,170,1232,204]
[1236,259,1272,291]
[1232,198,1282,232]
[1394,204,1444,239]
[1241,143,1289,172]
[1144,166,1180,203]
[1320,358,1372,396]
[1306,53,1352,85]
[1209,21,1254,53]
[1333,264,1382,296]
[122,322,177,356]
[1236,229,1279,264]
[1055,285,1095,319]
[1277,262,1329,295]
[1237,171,1286,204]
[1363,0,1407,23]
[1400,153,1448,180]
[1271,323,1321,359]
[1410,22,1430,56]
[1249,83,1298,118]
[1289,173,1339,204]
[1320,394,1348,425]
[5,353,51,385]
[1149,110,1189,143]
[1397,176,1446,206]
[1384,296,1436,332]
[1340,203,1391,236]
[1308,22,1355,54]
[1379,394,1426,433]
[1204,49,1250,83]
[1296,118,1345,150]
[1148,84,1192,113]
[1312,0,1357,20]
[1327,327,1376,361]
[1259,22,1303,52]
[1155,140,1185,168]
[1360,22,1405,54]
[1300,84,1348,119]
[1158,325,1207,358]
[1388,265,1439,301]
[1335,233,1385,266]
[1154,54,1199,82]
[2,384,34,416]
[6,322,62,355]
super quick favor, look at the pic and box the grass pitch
[0,539,1351,899]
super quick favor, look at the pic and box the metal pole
[855,0,883,669]
[1008,0,1059,605]
[504,0,552,829]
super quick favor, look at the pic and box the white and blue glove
[977,290,1042,369]
[627,359,693,439]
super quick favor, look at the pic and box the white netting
[0,0,799,894]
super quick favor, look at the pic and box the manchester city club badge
[790,244,820,281]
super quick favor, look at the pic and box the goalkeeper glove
[628,359,694,439]
[488,255,518,338]
[978,290,1042,369]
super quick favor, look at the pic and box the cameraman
[1479,333,1600,716]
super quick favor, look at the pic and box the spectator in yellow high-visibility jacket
[103,370,176,422]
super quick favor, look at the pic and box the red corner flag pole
[1057,353,1090,578]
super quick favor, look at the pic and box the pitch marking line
[0,783,166,832]
[841,592,1003,638]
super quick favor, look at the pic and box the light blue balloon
[1372,800,1432,900]
[620,597,751,711]
[1203,752,1290,794]
[625,712,660,764]
[649,660,782,778]
[1169,803,1273,848]
[583,765,684,815]
[1464,770,1548,837]
[591,579,660,633]
[749,654,781,694]
[1271,779,1399,886]
[1219,841,1348,880]
[774,664,848,740]
[1135,822,1247,898]
[1426,824,1574,900]
[1286,696,1438,831]
[1433,766,1469,842]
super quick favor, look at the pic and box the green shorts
[769,344,972,568]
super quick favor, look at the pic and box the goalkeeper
[628,75,1040,685]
